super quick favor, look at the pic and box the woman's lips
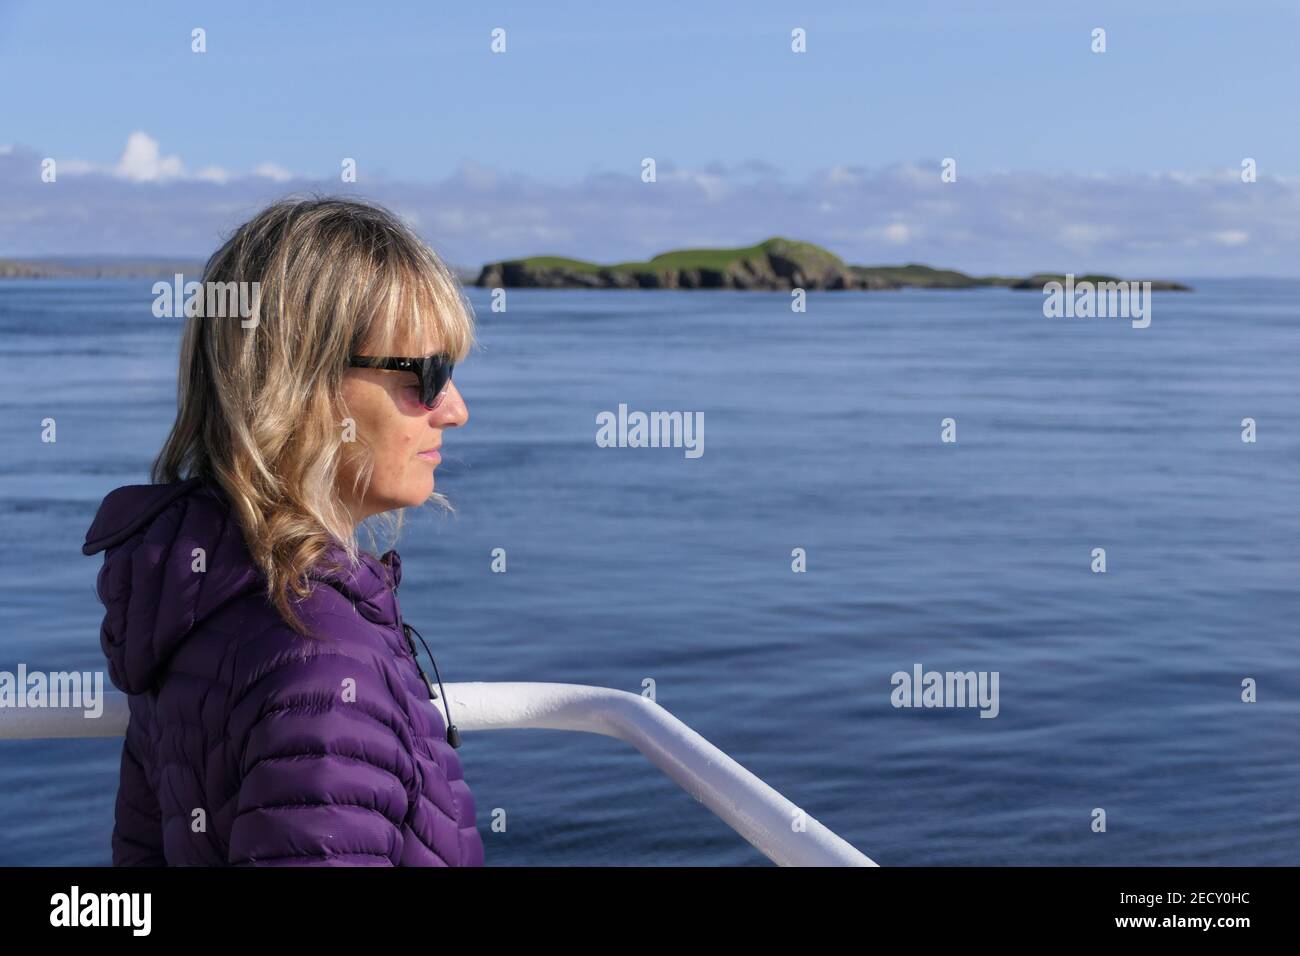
[417,448,441,463]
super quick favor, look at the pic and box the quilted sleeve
[226,648,417,866]
[111,716,166,865]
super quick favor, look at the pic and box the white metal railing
[1,681,876,866]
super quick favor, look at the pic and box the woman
[81,197,485,866]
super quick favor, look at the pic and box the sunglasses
[349,353,455,410]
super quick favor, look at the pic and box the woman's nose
[432,380,468,427]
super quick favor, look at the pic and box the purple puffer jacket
[81,476,486,866]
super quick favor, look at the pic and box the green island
[474,237,1190,291]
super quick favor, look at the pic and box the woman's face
[337,329,468,524]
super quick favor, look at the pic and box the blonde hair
[152,196,476,635]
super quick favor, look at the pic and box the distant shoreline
[1,240,1191,292]
[0,259,209,280]
[0,257,486,286]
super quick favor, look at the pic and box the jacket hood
[83,476,403,695]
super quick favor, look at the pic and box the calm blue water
[0,279,1297,866]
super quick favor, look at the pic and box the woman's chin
[408,473,436,503]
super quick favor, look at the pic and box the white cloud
[665,168,730,201]
[2,151,1297,275]
[882,223,913,243]
[195,166,232,184]
[28,132,280,185]
[1210,229,1250,246]
[115,131,185,182]
[252,162,293,182]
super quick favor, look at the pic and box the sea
[0,278,1296,865]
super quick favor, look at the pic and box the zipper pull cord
[403,621,462,749]
[402,627,436,697]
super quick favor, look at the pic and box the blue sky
[2,0,1298,275]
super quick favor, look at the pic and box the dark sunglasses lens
[420,360,454,409]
